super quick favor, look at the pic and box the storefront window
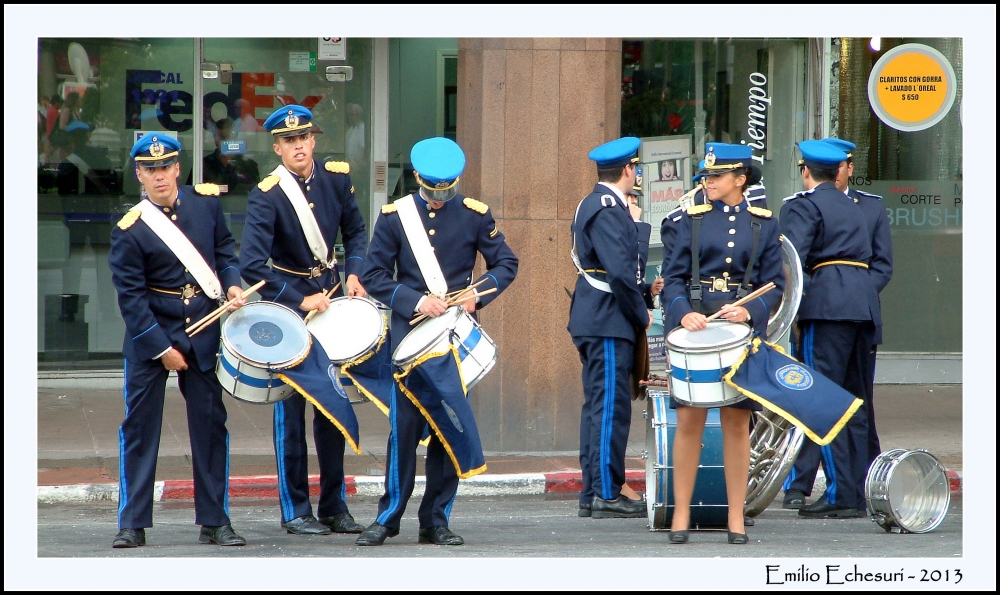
[836,38,962,352]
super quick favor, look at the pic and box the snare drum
[216,301,311,404]
[865,449,951,534]
[392,306,497,390]
[665,320,751,407]
[306,296,387,364]
[645,389,728,530]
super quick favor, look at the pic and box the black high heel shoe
[669,530,689,544]
[727,530,749,545]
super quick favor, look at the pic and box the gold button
[728,229,735,235]
[726,257,732,263]
[163,207,170,213]
[184,268,189,272]
[306,186,311,191]
[729,215,736,222]
[183,299,190,305]
[309,202,315,209]
[735,206,741,212]
[723,272,729,278]
[429,229,436,236]
[171,214,177,221]
[429,212,436,218]
[727,241,735,248]
[185,317,191,323]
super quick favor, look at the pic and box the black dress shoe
[319,512,365,534]
[199,525,247,546]
[578,502,592,518]
[668,530,689,544]
[782,489,806,509]
[727,530,749,545]
[798,497,860,519]
[418,525,464,546]
[112,528,145,548]
[591,495,646,519]
[744,516,755,527]
[281,515,332,535]
[355,522,399,546]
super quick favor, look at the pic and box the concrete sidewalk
[37,383,962,501]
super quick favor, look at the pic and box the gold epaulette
[325,161,350,174]
[381,203,398,214]
[258,175,279,192]
[194,183,220,196]
[464,197,488,214]
[117,207,141,230]
[747,206,772,218]
[687,204,713,216]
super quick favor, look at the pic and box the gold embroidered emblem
[381,203,398,214]
[463,197,488,214]
[284,111,299,129]
[747,206,772,218]
[325,161,350,174]
[704,150,716,167]
[149,137,164,158]
[117,208,142,230]
[194,183,220,196]
[687,204,713,216]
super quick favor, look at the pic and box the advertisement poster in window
[640,134,691,246]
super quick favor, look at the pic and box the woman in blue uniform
[660,143,785,544]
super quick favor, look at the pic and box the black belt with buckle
[273,262,331,278]
[148,284,202,299]
[698,277,746,293]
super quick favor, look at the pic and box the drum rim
[221,301,311,369]
[392,305,465,365]
[665,321,752,353]
[307,296,387,363]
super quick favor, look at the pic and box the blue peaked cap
[588,136,641,168]
[411,137,466,187]
[820,137,856,161]
[692,160,706,183]
[65,120,90,133]
[130,133,181,167]
[264,104,313,137]
[798,139,848,169]
[699,142,753,175]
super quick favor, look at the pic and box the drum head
[393,306,462,364]
[884,450,951,533]
[307,297,385,362]
[666,320,751,351]
[222,301,309,368]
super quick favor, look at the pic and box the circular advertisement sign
[867,43,957,132]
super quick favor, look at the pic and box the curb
[37,468,961,505]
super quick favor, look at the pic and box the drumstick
[304,282,342,324]
[409,287,499,326]
[445,278,489,299]
[705,281,776,322]
[186,280,265,336]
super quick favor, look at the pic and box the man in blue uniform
[108,134,247,548]
[782,138,893,511]
[355,137,518,546]
[240,105,368,536]
[570,137,654,519]
[778,140,880,518]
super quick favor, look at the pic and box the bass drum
[644,389,728,530]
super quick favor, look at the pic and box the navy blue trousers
[574,336,634,504]
[784,320,874,510]
[375,383,459,531]
[118,354,230,529]
[273,391,348,523]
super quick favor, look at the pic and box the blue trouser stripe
[783,466,796,491]
[443,490,458,520]
[600,338,615,500]
[274,401,294,521]
[377,385,402,525]
[118,360,129,527]
[821,444,838,504]
[224,431,231,516]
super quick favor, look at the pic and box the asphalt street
[38,495,961,559]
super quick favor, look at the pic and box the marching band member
[779,140,882,518]
[661,143,785,544]
[109,134,247,548]
[569,137,653,520]
[240,105,368,536]
[356,137,518,546]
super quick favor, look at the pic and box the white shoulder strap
[135,200,223,299]
[570,198,613,293]
[396,194,448,298]
[272,164,335,268]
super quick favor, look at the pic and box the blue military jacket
[662,199,784,337]
[850,188,893,344]
[108,186,242,371]
[240,160,367,313]
[568,184,649,341]
[362,193,518,353]
[779,181,880,324]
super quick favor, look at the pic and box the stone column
[457,38,622,451]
